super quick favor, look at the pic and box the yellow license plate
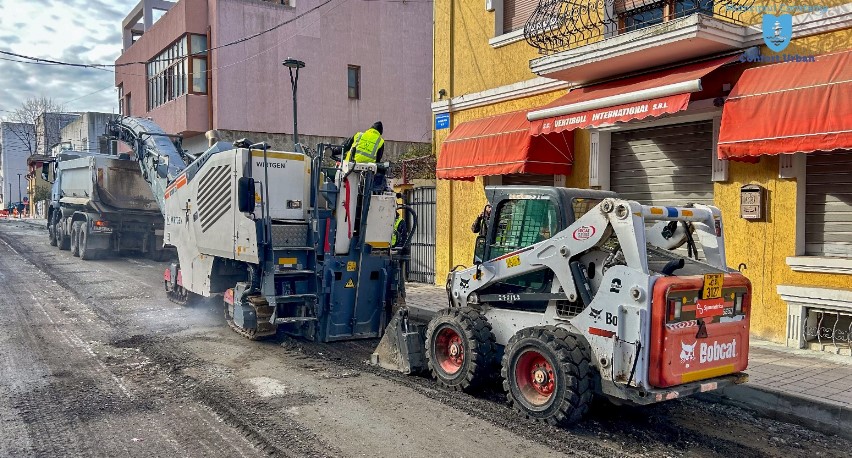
[505,255,521,268]
[702,273,723,299]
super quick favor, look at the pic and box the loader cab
[474,186,617,310]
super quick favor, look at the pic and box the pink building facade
[115,0,433,155]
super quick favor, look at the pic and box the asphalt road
[0,219,849,458]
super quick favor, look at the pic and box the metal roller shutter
[503,0,539,33]
[502,174,554,186]
[610,121,714,207]
[806,151,852,257]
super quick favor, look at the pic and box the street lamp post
[17,173,22,203]
[282,58,306,149]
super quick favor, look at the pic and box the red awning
[718,50,852,159]
[436,110,573,180]
[528,55,740,135]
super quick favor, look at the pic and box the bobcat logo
[680,341,697,365]
[459,278,470,289]
[589,308,602,319]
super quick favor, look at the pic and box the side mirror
[474,235,487,264]
[41,163,50,182]
[237,177,256,213]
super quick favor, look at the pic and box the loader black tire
[70,221,83,257]
[425,307,496,392]
[57,221,71,251]
[502,326,594,426]
[79,227,99,260]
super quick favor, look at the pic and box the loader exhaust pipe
[205,129,221,147]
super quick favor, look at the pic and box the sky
[0,0,140,117]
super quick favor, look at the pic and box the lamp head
[282,58,305,69]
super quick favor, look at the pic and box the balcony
[526,0,756,84]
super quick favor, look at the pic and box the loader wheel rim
[434,326,464,375]
[515,349,556,406]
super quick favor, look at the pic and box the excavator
[107,117,411,342]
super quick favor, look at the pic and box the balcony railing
[524,0,756,54]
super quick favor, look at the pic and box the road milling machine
[386,186,753,425]
[108,117,410,342]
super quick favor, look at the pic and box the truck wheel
[79,227,99,260]
[48,220,58,246]
[502,326,594,426]
[147,237,171,262]
[57,221,71,251]
[425,307,496,392]
[70,221,83,257]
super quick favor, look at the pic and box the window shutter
[503,0,539,33]
[805,151,852,257]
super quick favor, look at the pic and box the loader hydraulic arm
[106,117,187,215]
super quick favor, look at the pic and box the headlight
[467,292,479,304]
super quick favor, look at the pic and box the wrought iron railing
[805,309,852,356]
[524,0,756,55]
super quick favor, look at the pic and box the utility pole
[17,173,22,202]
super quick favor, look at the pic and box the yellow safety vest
[346,128,384,163]
[391,216,404,246]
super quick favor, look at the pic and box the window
[347,65,360,100]
[571,197,604,221]
[805,152,852,258]
[126,93,131,116]
[146,34,207,110]
[491,198,559,259]
[502,0,539,34]
[118,85,124,115]
[616,0,715,33]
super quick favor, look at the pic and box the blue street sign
[435,112,450,130]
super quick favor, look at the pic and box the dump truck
[44,151,172,261]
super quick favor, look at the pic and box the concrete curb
[698,384,852,440]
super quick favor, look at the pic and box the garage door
[806,151,852,257]
[610,121,714,207]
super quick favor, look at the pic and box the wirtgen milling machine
[108,117,409,342]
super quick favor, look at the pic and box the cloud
[0,0,136,114]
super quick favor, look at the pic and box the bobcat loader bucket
[371,308,427,374]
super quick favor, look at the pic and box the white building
[0,122,35,207]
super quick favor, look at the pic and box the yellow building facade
[432,0,852,344]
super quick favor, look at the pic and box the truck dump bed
[59,156,159,212]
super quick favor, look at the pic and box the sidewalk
[0,216,47,227]
[403,283,852,439]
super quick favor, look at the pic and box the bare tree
[4,96,68,155]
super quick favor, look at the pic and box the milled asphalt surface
[0,218,850,457]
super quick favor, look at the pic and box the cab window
[571,197,603,222]
[490,198,559,259]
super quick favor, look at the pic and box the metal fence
[405,186,436,284]
[524,0,756,55]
